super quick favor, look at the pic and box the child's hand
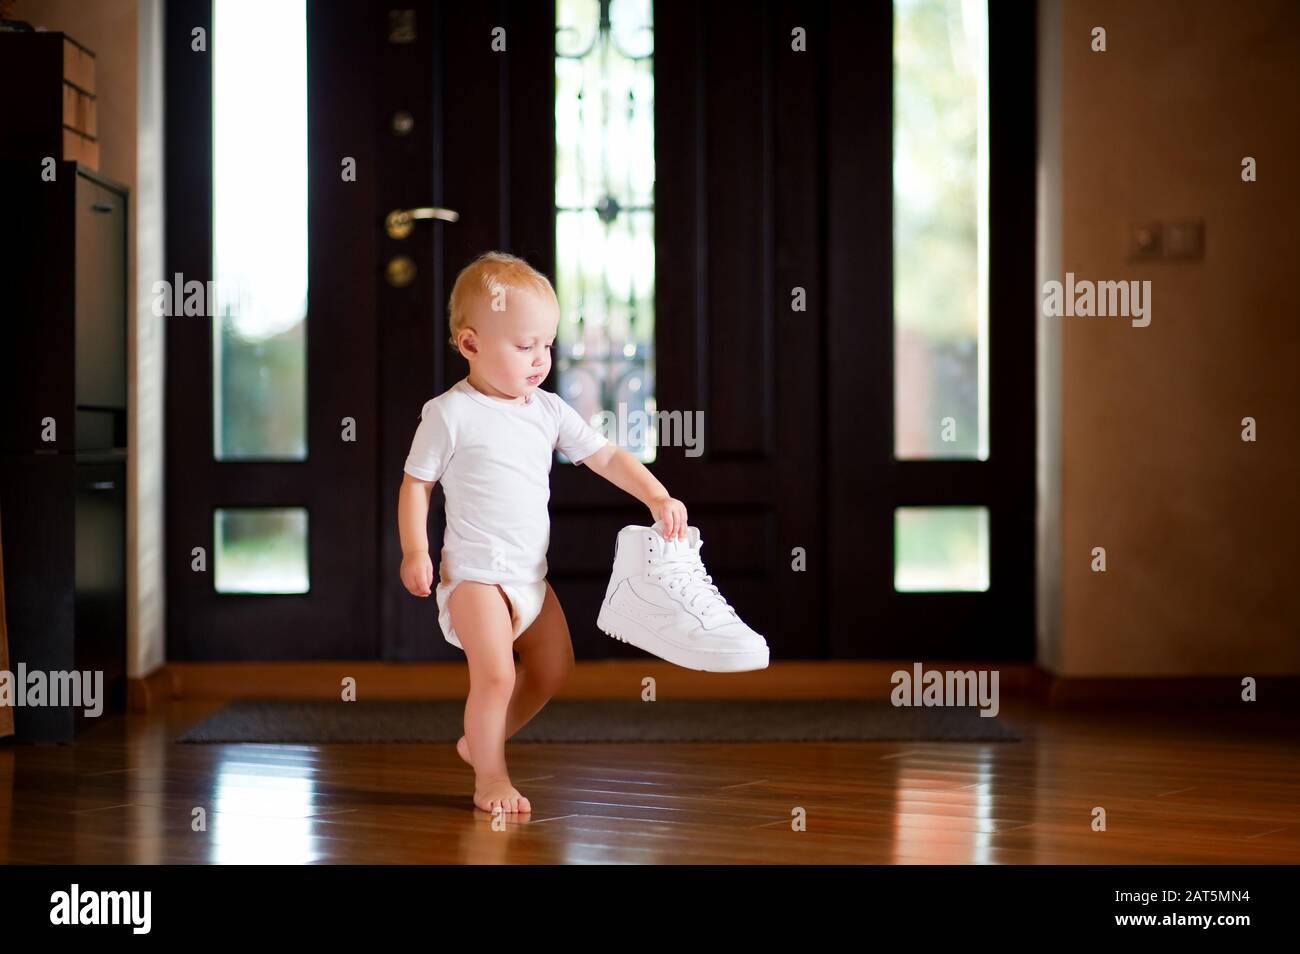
[650,496,689,541]
[401,550,434,597]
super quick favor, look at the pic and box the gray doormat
[176,699,1020,743]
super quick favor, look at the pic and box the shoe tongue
[656,525,700,553]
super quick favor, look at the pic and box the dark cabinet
[0,162,128,743]
[76,174,128,448]
[74,458,128,727]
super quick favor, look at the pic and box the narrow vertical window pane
[555,0,656,463]
[894,506,990,592]
[212,0,308,460]
[893,0,989,459]
[214,508,309,594]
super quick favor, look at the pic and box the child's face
[459,286,558,400]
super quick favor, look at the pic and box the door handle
[385,206,459,239]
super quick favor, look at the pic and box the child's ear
[458,330,478,357]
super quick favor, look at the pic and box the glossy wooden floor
[2,696,1298,864]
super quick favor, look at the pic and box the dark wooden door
[377,0,560,660]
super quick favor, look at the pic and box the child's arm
[398,472,436,596]
[579,444,689,540]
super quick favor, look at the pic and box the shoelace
[648,540,738,623]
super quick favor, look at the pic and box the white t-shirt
[403,376,611,585]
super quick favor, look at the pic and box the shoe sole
[597,603,770,672]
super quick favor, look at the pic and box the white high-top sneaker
[596,522,770,672]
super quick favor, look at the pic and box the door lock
[385,206,460,239]
[385,255,418,288]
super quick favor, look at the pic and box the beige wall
[21,0,166,679]
[1042,0,1300,675]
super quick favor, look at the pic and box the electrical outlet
[1165,220,1205,260]
[1128,222,1163,261]
[1127,219,1205,262]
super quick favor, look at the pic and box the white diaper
[435,578,549,652]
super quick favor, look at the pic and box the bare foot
[474,776,531,814]
[456,734,472,766]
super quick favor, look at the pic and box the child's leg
[447,580,531,814]
[502,581,576,736]
[455,582,575,761]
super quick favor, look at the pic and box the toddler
[397,251,688,815]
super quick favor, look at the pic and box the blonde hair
[447,251,557,349]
